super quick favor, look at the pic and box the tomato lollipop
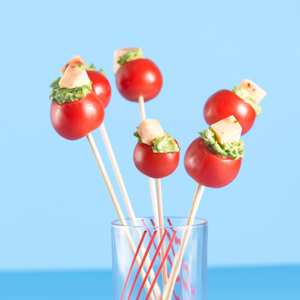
[114,48,167,286]
[114,47,164,239]
[164,116,245,300]
[203,79,267,135]
[50,64,159,300]
[133,118,180,286]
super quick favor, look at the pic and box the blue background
[0,0,299,273]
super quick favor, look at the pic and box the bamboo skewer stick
[162,184,205,300]
[99,122,136,224]
[149,177,160,232]
[138,96,160,229]
[157,178,167,286]
[99,123,162,298]
[138,95,167,292]
[138,95,146,121]
[86,132,158,300]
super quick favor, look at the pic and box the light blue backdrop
[0,0,299,271]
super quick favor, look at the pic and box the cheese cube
[60,55,89,74]
[114,47,137,74]
[137,119,165,146]
[59,66,90,89]
[211,116,242,144]
[238,79,267,104]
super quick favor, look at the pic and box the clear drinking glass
[111,217,208,300]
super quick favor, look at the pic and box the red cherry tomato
[133,141,180,179]
[50,92,105,140]
[184,137,241,188]
[86,70,111,108]
[203,90,256,135]
[116,58,163,102]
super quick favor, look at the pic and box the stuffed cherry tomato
[134,141,180,179]
[204,80,266,135]
[86,70,111,108]
[204,90,256,135]
[184,137,241,188]
[50,66,105,140]
[115,48,162,102]
[133,119,180,178]
[185,116,244,188]
[51,92,105,140]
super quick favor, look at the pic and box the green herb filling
[49,81,92,104]
[199,128,245,160]
[134,131,180,153]
[117,48,144,65]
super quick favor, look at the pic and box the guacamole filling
[49,81,92,104]
[117,48,144,65]
[232,86,262,116]
[134,131,180,153]
[199,128,245,160]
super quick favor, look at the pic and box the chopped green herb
[199,128,245,160]
[134,131,180,153]
[117,48,144,65]
[49,81,92,104]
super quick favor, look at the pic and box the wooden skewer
[100,123,137,225]
[138,96,160,229]
[149,177,160,231]
[138,95,167,290]
[86,132,158,300]
[157,178,167,286]
[138,95,146,121]
[162,184,205,300]
[99,123,162,298]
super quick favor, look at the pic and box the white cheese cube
[238,79,267,104]
[211,116,242,144]
[113,47,137,74]
[137,119,165,146]
[59,66,90,89]
[60,55,89,74]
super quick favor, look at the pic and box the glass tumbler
[111,217,208,300]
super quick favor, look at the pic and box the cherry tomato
[86,70,111,108]
[116,58,163,102]
[50,92,105,140]
[133,141,180,179]
[203,90,256,135]
[184,137,241,188]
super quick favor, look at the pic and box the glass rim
[111,216,208,229]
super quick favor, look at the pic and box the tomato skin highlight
[203,89,256,135]
[86,70,111,108]
[133,142,180,179]
[50,92,105,140]
[184,137,241,188]
[116,58,163,102]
